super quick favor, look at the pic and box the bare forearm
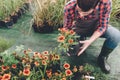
[89,31,102,43]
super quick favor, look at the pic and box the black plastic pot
[0,20,6,28]
[10,14,18,23]
[32,23,54,33]
[23,3,30,10]
[68,43,83,56]
[116,12,120,19]
[16,10,22,18]
[5,20,13,28]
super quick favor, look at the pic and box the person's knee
[107,25,120,43]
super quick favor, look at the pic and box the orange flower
[2,74,11,80]
[24,50,27,54]
[0,76,2,80]
[22,58,26,64]
[61,77,66,80]
[34,61,40,67]
[54,55,60,60]
[63,63,70,69]
[43,56,49,60]
[43,51,49,55]
[49,54,54,61]
[42,60,47,65]
[27,48,32,52]
[65,69,73,76]
[57,35,65,42]
[1,65,9,71]
[68,39,74,44]
[38,54,43,59]
[23,68,31,76]
[46,69,52,78]
[33,52,39,57]
[58,28,67,33]
[73,66,78,72]
[12,64,17,69]
[79,66,83,71]
[69,30,75,35]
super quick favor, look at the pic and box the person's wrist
[89,39,94,44]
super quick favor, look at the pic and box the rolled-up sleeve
[63,6,74,29]
[96,0,112,35]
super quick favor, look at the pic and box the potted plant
[0,0,29,28]
[31,0,67,33]
[57,28,80,56]
[0,0,9,27]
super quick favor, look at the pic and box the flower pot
[32,23,54,33]
[10,15,18,24]
[5,20,13,28]
[23,3,30,10]
[116,11,120,19]
[68,43,82,56]
[0,20,6,28]
[16,10,22,18]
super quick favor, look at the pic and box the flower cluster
[63,62,95,80]
[0,48,96,80]
[0,47,109,80]
[0,49,61,80]
[57,28,79,52]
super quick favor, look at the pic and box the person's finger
[77,46,87,56]
[79,41,86,44]
[67,53,70,56]
[80,46,83,49]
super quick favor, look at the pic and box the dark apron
[68,10,99,56]
[73,10,99,36]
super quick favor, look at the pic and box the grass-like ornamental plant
[31,0,68,33]
[0,0,26,21]
[111,0,120,19]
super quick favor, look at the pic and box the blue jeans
[101,25,120,49]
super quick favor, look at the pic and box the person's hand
[77,40,92,56]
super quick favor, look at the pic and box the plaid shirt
[63,0,112,35]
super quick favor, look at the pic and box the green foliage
[0,37,13,53]
[83,63,95,72]
[57,28,79,53]
[111,0,120,19]
[0,52,18,66]
[31,0,68,29]
[0,0,26,20]
[93,69,108,80]
[83,63,108,80]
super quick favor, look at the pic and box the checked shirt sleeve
[96,0,112,35]
[63,6,74,29]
